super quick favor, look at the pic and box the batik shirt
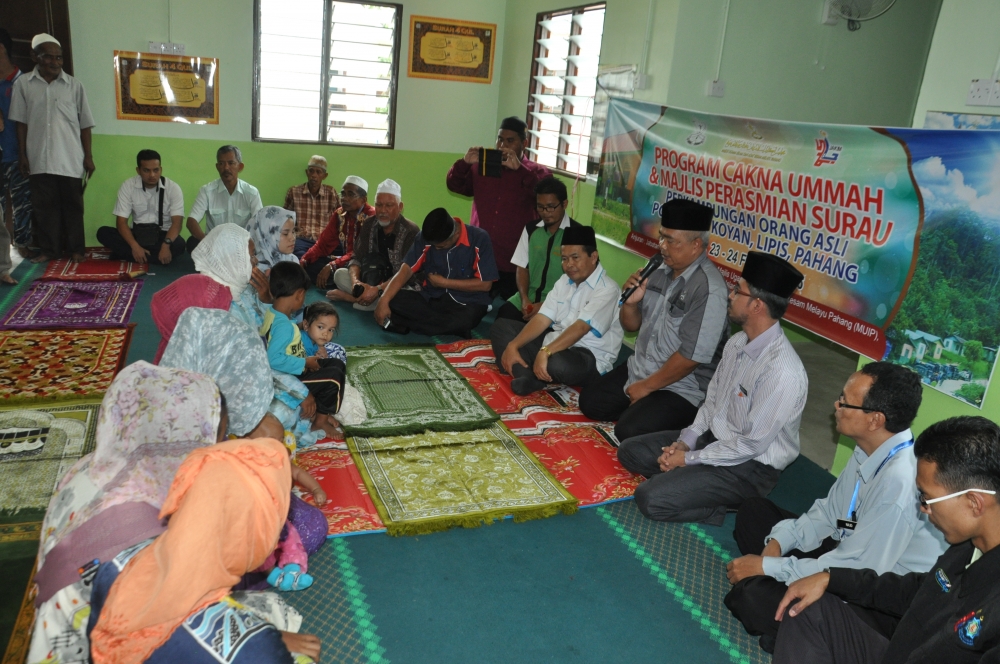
[301,204,376,265]
[87,540,292,664]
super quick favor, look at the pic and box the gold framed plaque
[113,51,219,124]
[407,16,496,84]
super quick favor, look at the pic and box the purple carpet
[0,280,144,329]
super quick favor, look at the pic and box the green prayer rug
[345,346,498,436]
[0,403,100,515]
[349,422,577,536]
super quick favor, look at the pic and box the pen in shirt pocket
[737,384,748,397]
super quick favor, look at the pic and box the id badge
[836,518,857,531]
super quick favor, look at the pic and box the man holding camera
[446,116,550,299]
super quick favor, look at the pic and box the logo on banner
[814,131,842,167]
[686,120,707,146]
[745,122,764,140]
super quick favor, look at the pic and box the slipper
[267,564,314,591]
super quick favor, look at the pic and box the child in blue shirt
[261,262,345,439]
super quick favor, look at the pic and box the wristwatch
[540,346,551,356]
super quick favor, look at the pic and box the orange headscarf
[89,438,291,664]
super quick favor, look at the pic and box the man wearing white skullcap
[301,174,374,286]
[327,178,419,310]
[9,32,95,263]
[284,154,339,258]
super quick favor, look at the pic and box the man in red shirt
[300,175,374,286]
[446,116,550,299]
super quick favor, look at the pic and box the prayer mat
[0,403,100,514]
[295,448,386,537]
[0,326,133,405]
[345,345,498,437]
[349,422,577,536]
[0,280,143,329]
[40,247,147,282]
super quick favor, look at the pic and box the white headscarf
[192,224,253,299]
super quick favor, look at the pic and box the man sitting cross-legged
[771,416,1000,663]
[489,225,623,396]
[723,361,947,653]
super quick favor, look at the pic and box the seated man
[374,207,497,338]
[283,154,339,258]
[497,175,582,322]
[97,149,185,264]
[579,199,730,441]
[490,225,623,396]
[724,362,947,653]
[186,145,262,252]
[326,178,418,311]
[301,175,374,285]
[772,416,1000,664]
[617,251,808,525]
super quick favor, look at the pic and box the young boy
[261,261,345,438]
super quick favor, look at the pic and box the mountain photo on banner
[882,128,1000,408]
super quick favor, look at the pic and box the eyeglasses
[835,398,880,414]
[535,203,563,212]
[340,190,361,200]
[728,283,755,299]
[39,53,64,62]
[920,488,997,510]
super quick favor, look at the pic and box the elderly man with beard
[325,178,418,311]
[302,175,375,286]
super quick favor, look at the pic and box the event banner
[593,98,1000,408]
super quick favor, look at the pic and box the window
[525,4,606,177]
[254,0,401,147]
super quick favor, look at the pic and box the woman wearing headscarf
[250,206,298,271]
[87,438,320,663]
[27,362,225,664]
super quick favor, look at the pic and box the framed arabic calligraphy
[407,16,496,84]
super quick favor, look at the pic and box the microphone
[619,254,663,305]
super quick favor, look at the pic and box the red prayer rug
[41,248,147,282]
[0,280,143,329]
[295,447,386,537]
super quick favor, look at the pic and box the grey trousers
[488,317,601,391]
[773,593,889,664]
[617,429,782,525]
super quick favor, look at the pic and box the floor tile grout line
[331,537,390,663]
[597,507,753,664]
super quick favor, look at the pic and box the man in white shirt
[617,251,808,525]
[97,149,185,264]
[185,145,262,252]
[8,33,95,263]
[490,225,624,396]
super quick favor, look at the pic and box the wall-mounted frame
[407,15,496,84]
[113,51,219,124]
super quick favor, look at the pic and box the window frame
[252,0,403,149]
[524,2,606,179]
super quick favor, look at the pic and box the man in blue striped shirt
[617,251,808,526]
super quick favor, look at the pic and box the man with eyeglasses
[495,175,582,323]
[185,145,263,252]
[446,116,551,300]
[9,33,95,264]
[722,362,946,653]
[579,198,730,441]
[771,416,1000,663]
[301,175,375,286]
[616,250,808,525]
[283,155,339,258]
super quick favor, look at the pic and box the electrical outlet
[967,79,992,106]
[821,0,839,25]
[170,43,185,55]
[148,41,165,53]
[705,79,725,98]
[146,41,185,55]
[988,80,1000,107]
[635,73,650,90]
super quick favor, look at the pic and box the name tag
[836,518,857,531]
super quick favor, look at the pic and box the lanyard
[842,438,914,535]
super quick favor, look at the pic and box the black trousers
[388,289,488,337]
[490,271,518,300]
[494,300,525,322]
[303,258,327,285]
[773,593,889,664]
[97,226,185,264]
[300,357,346,416]
[488,317,601,392]
[30,174,84,257]
[186,235,200,254]
[724,497,840,641]
[578,362,700,441]
[617,430,781,525]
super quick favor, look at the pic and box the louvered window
[525,4,606,177]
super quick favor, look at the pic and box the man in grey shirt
[617,251,808,526]
[723,362,947,653]
[579,199,730,441]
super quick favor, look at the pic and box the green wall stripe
[331,537,390,664]
[597,507,752,664]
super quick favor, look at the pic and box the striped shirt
[679,322,807,469]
